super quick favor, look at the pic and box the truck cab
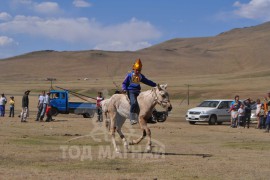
[49,90,96,118]
[50,90,68,114]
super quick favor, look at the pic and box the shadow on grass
[52,119,68,122]
[128,151,213,158]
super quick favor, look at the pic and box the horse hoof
[124,145,129,150]
[129,142,134,145]
[115,149,121,153]
[124,148,131,153]
[146,146,152,153]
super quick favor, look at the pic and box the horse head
[154,84,172,112]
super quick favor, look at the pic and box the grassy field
[1,22,270,179]
[0,105,270,179]
[0,76,270,179]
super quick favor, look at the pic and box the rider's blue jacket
[122,71,156,92]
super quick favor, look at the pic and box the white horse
[103,84,172,153]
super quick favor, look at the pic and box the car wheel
[189,121,196,125]
[208,115,217,125]
[217,121,223,125]
[83,113,90,118]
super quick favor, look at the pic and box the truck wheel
[50,107,59,116]
[189,121,196,125]
[208,115,217,125]
[83,113,90,118]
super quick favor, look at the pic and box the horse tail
[101,98,111,131]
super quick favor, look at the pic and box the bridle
[152,88,170,108]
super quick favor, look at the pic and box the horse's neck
[138,89,157,108]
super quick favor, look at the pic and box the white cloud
[11,0,32,5]
[0,16,161,51]
[0,36,17,47]
[0,12,12,21]
[33,2,61,14]
[73,0,91,8]
[233,0,270,21]
[10,0,61,15]
[94,41,152,51]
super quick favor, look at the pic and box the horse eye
[161,94,166,98]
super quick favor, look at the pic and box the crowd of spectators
[0,90,52,123]
[229,92,270,133]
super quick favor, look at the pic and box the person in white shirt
[237,104,245,128]
[0,93,7,117]
[36,91,45,121]
[40,92,50,121]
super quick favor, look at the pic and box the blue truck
[49,89,97,118]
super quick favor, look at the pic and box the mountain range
[1,21,270,97]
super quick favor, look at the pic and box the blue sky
[0,0,269,59]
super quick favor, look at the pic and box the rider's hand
[122,90,127,94]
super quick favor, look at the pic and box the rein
[152,88,169,107]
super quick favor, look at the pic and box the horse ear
[164,84,167,89]
[159,84,167,90]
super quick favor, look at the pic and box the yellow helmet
[132,58,142,71]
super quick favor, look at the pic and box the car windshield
[198,101,219,108]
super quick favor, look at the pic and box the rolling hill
[1,21,270,81]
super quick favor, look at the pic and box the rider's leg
[129,91,139,125]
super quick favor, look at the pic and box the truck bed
[69,102,96,109]
[69,102,97,118]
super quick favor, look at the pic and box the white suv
[186,100,233,125]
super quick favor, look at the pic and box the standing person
[243,98,254,128]
[21,90,30,122]
[263,96,269,130]
[45,105,53,122]
[35,91,45,121]
[237,104,245,128]
[229,95,242,128]
[0,93,7,117]
[122,58,157,125]
[9,96,15,117]
[41,92,50,121]
[259,104,266,129]
[96,91,104,122]
[264,92,270,133]
[255,99,262,129]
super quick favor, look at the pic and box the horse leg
[104,112,110,131]
[109,111,120,153]
[145,127,152,153]
[111,127,120,153]
[117,130,128,147]
[129,126,152,152]
[139,116,152,153]
[116,128,129,152]
[129,129,146,145]
[117,116,130,152]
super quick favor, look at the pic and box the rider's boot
[130,113,138,125]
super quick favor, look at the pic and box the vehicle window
[198,101,219,108]
[218,101,230,109]
[61,93,65,99]
[53,93,59,99]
